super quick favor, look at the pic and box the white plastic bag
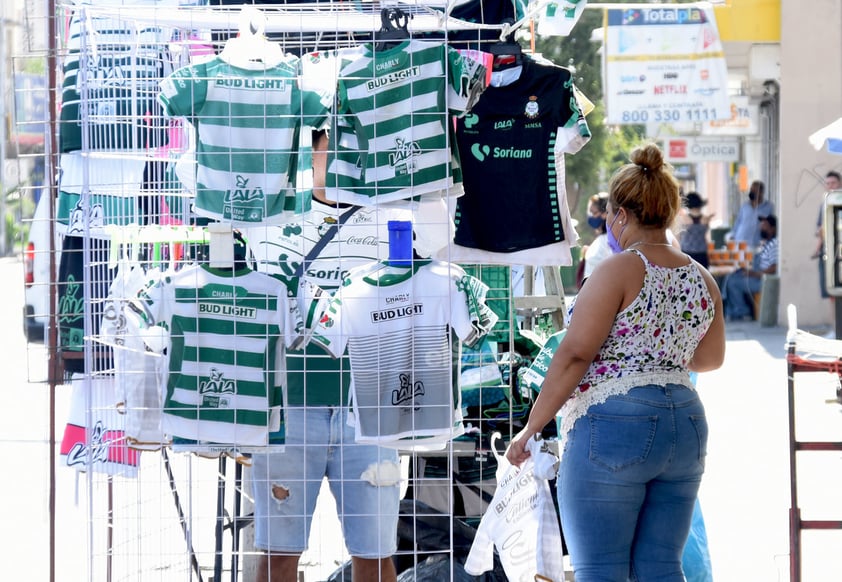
[465,432,565,581]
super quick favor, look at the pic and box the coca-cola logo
[346,235,379,246]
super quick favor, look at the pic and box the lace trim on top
[557,249,714,455]
[558,369,692,454]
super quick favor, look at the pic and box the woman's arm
[506,253,643,465]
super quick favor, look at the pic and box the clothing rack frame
[39,1,577,580]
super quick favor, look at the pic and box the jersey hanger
[219,6,285,69]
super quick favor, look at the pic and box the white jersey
[465,435,565,581]
[136,264,314,447]
[99,262,167,450]
[312,259,497,448]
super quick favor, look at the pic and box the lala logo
[392,373,425,407]
[68,199,105,234]
[200,368,236,395]
[388,137,420,175]
[224,175,265,222]
[226,175,265,203]
[64,420,138,468]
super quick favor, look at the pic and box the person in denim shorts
[507,142,726,581]
[248,132,401,582]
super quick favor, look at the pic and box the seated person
[723,214,778,320]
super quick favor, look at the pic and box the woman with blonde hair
[507,142,725,581]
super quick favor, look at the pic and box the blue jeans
[723,269,762,319]
[558,384,707,581]
[250,407,400,557]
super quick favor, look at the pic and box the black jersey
[453,57,590,253]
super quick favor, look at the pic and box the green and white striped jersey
[60,12,171,153]
[158,55,330,225]
[316,40,486,205]
[137,264,309,446]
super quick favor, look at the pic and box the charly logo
[282,223,303,238]
[392,372,425,406]
[388,137,421,176]
[470,143,491,161]
[463,113,479,130]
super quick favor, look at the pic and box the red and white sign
[663,137,739,163]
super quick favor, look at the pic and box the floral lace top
[558,249,715,451]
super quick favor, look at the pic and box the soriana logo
[668,140,687,159]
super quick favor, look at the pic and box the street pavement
[3,252,842,581]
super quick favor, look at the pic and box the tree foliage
[530,4,688,243]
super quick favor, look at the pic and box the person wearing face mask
[505,142,725,582]
[728,180,774,248]
[722,214,779,321]
[577,192,610,288]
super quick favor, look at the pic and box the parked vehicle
[23,192,58,342]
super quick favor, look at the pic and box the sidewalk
[5,244,842,582]
[699,316,842,581]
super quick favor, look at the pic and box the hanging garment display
[98,260,168,450]
[312,40,487,205]
[158,51,330,225]
[60,373,140,478]
[56,153,149,236]
[311,259,497,449]
[57,235,117,374]
[59,10,171,153]
[243,198,410,408]
[132,263,324,448]
[448,55,591,264]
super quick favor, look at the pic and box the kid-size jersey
[158,55,329,225]
[312,259,497,447]
[453,56,591,253]
[314,40,486,205]
[135,263,316,446]
[60,11,170,153]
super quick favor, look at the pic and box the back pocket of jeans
[689,414,708,466]
[588,413,658,471]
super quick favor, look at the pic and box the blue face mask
[587,216,606,230]
[606,212,626,254]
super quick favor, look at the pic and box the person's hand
[505,427,535,468]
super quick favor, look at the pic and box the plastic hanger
[488,20,523,71]
[374,7,411,52]
[219,6,285,69]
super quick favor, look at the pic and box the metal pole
[0,1,6,257]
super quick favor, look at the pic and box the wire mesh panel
[15,1,586,580]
